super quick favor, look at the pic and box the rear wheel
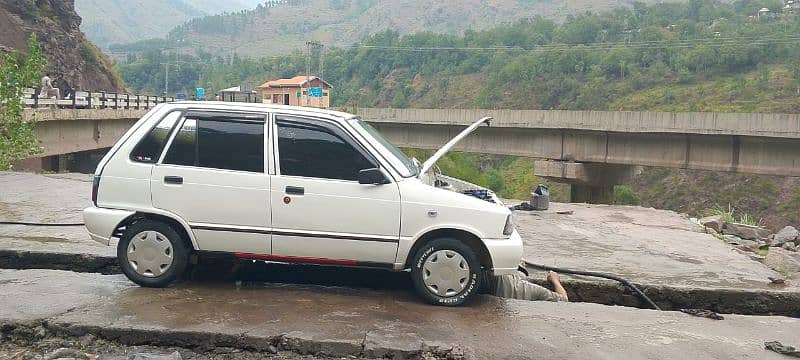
[410,238,481,306]
[117,219,189,287]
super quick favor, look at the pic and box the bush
[0,33,44,170]
[613,185,641,205]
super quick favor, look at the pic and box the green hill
[115,0,663,58]
[74,0,263,48]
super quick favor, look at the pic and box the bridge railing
[22,88,176,110]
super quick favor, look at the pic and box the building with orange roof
[259,75,332,108]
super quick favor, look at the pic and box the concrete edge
[0,249,118,274]
[0,319,464,359]
[529,277,800,317]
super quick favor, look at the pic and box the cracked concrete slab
[0,269,131,322]
[1,269,798,359]
[516,202,792,290]
[0,172,114,257]
[3,172,800,315]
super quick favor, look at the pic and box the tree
[791,59,800,96]
[0,33,44,170]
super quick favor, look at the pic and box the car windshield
[349,118,418,178]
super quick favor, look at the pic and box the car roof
[166,101,358,122]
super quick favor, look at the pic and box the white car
[83,102,522,306]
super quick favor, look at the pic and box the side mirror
[358,168,389,185]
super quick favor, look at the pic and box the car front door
[150,111,271,255]
[269,114,401,266]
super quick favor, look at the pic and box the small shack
[259,75,332,108]
[218,85,260,103]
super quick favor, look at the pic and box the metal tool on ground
[522,259,662,311]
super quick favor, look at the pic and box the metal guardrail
[22,88,175,110]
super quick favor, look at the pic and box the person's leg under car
[486,270,569,302]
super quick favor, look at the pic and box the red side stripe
[234,253,358,266]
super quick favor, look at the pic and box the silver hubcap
[422,250,471,297]
[126,230,174,277]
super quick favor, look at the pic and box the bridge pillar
[534,160,641,204]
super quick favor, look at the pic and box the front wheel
[117,219,189,287]
[410,238,481,306]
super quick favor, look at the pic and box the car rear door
[151,111,271,255]
[269,114,401,266]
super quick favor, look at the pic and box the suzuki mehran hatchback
[84,102,523,306]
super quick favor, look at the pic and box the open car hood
[417,116,492,177]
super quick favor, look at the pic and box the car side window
[163,119,196,167]
[130,111,181,163]
[277,118,375,181]
[163,116,264,173]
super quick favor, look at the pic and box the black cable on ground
[522,259,662,311]
[0,221,85,227]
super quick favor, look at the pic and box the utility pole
[306,41,312,106]
[305,40,323,107]
[319,44,325,108]
[164,62,169,96]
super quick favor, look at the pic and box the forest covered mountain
[74,0,264,48]
[0,0,124,92]
[112,0,667,57]
[116,0,800,231]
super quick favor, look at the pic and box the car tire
[410,238,482,306]
[117,219,189,288]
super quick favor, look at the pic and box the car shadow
[187,255,412,291]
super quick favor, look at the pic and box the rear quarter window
[130,111,182,163]
[162,116,265,173]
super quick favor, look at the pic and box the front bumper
[484,229,524,276]
[83,207,135,245]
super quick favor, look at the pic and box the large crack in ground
[2,249,799,317]
[1,315,465,359]
[0,321,461,359]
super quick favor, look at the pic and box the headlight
[503,214,514,236]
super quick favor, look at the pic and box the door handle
[164,176,183,185]
[285,186,304,195]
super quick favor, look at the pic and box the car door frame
[267,112,402,267]
[152,108,273,255]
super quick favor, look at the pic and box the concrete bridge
[18,108,147,172]
[359,108,800,202]
[20,106,800,203]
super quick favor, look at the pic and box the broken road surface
[1,269,798,359]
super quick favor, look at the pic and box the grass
[753,247,769,257]
[703,204,761,226]
[610,65,800,114]
[704,205,736,223]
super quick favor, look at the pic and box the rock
[782,242,798,252]
[46,348,88,360]
[721,234,760,250]
[749,253,767,262]
[722,223,771,240]
[280,331,363,357]
[267,345,278,354]
[773,226,799,246]
[364,330,424,359]
[129,352,181,360]
[769,276,786,284]
[78,334,97,347]
[722,234,744,244]
[734,239,761,252]
[765,248,800,275]
[699,215,724,232]
[705,227,719,236]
